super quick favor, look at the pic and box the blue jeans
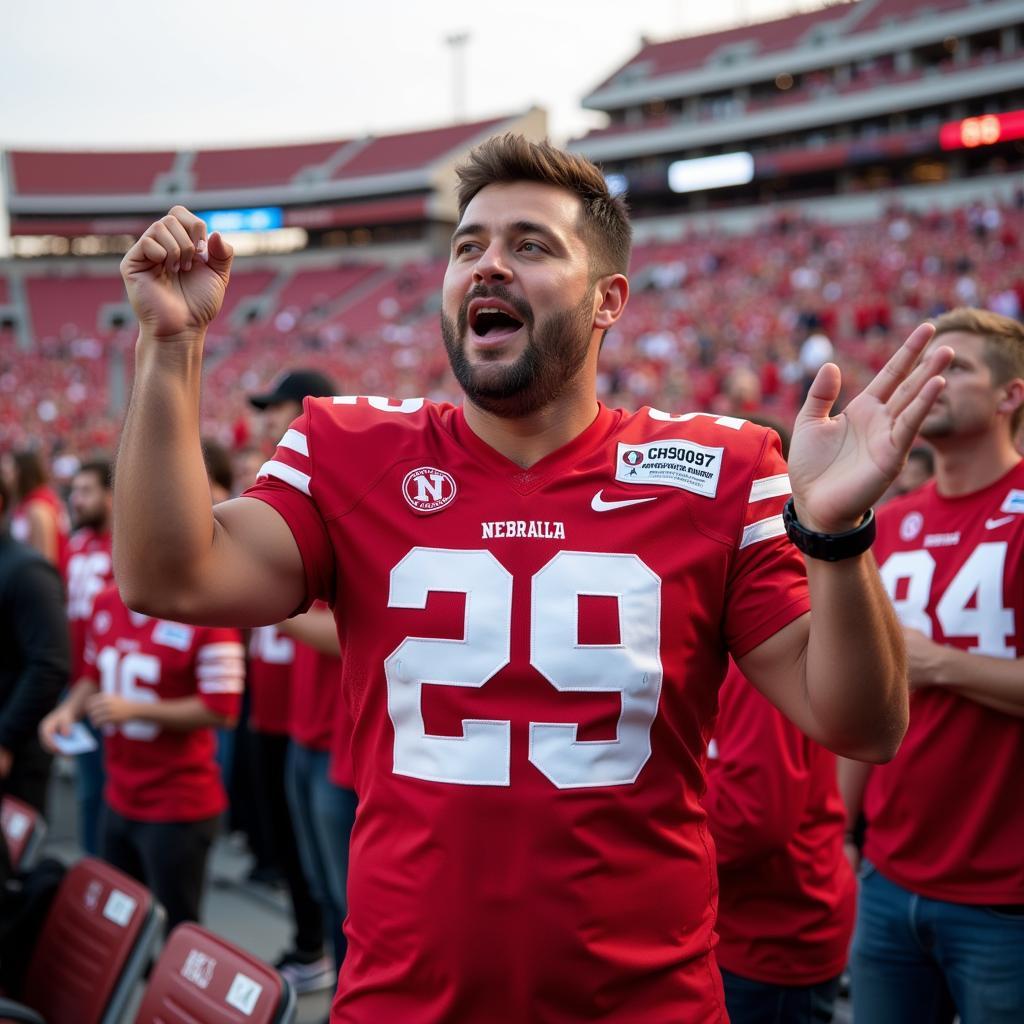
[74,722,105,855]
[285,742,357,975]
[850,860,1024,1023]
[720,968,840,1024]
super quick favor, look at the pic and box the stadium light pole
[445,32,470,123]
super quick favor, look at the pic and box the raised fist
[121,206,234,340]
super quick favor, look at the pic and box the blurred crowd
[2,195,1023,1021]
[2,198,1022,479]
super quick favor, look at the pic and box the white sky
[0,0,835,151]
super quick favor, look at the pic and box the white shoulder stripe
[740,514,787,549]
[279,429,309,457]
[258,460,311,496]
[197,642,246,661]
[749,473,791,503]
[199,679,244,694]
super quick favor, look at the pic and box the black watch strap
[782,497,876,561]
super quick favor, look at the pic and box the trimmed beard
[72,509,109,532]
[441,283,595,419]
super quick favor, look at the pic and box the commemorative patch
[615,439,724,498]
[152,620,194,651]
[999,489,1024,515]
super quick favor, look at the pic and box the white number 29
[385,548,663,789]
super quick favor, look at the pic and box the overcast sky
[1,0,834,151]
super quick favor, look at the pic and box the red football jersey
[289,603,342,752]
[83,586,244,823]
[865,462,1024,903]
[245,397,809,1023]
[248,625,294,734]
[65,526,114,682]
[705,660,855,986]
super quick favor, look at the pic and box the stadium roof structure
[2,109,547,236]
[576,0,1018,161]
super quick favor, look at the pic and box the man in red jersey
[64,459,115,855]
[705,415,855,1024]
[114,136,949,1022]
[246,374,339,994]
[40,586,244,931]
[842,307,1024,1024]
[707,658,856,1023]
[278,604,357,989]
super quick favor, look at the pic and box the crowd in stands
[2,191,1024,1021]
[2,198,1022,480]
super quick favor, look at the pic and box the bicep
[735,612,824,744]
[180,497,309,627]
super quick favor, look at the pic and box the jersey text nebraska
[481,520,566,539]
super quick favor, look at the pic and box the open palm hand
[788,324,953,533]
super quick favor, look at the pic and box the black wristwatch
[782,497,876,561]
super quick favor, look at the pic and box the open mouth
[470,304,525,341]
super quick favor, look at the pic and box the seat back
[21,857,164,1024]
[134,922,296,1024]
[0,796,47,873]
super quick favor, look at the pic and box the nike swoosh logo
[985,515,1015,530]
[591,490,658,512]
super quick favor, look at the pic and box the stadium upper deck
[571,0,1024,218]
[2,109,546,256]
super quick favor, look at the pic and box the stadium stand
[23,274,126,344]
[192,140,348,192]
[7,151,177,196]
[328,118,509,180]
[4,197,1021,464]
[574,0,1024,218]
[0,4,1021,470]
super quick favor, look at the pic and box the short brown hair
[455,134,632,276]
[932,307,1024,431]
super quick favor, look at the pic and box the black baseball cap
[248,369,337,410]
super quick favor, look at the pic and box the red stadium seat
[19,857,164,1024]
[0,796,47,874]
[134,922,297,1024]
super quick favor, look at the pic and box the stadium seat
[134,922,297,1024]
[0,998,45,1024]
[0,796,47,874]
[18,857,164,1024]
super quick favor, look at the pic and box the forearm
[931,649,1024,717]
[63,679,100,719]
[132,696,232,731]
[278,608,341,656]
[115,336,215,613]
[804,554,908,762]
[837,756,873,830]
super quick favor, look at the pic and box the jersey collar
[449,403,621,495]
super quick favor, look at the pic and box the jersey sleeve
[723,432,810,657]
[194,628,245,718]
[242,401,336,609]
